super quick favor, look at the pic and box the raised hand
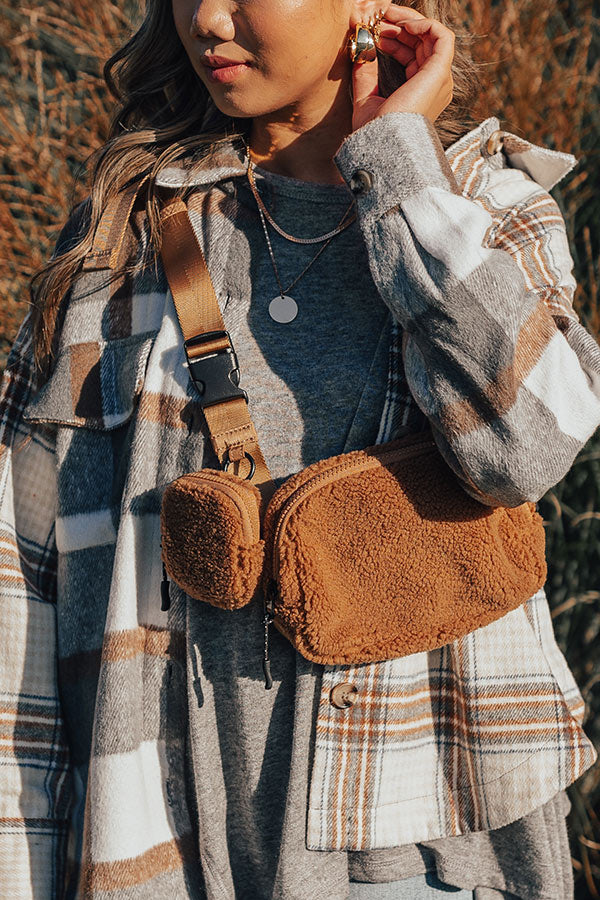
[351,4,455,131]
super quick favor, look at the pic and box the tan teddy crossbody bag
[157,196,547,689]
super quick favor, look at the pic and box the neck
[248,80,354,185]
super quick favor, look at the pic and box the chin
[207,92,260,119]
[203,78,293,122]
[209,90,292,120]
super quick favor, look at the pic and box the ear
[348,0,383,27]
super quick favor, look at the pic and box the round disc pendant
[269,294,298,324]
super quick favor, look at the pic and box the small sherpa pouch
[161,468,265,610]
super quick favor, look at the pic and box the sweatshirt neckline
[241,163,354,205]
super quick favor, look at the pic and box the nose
[190,0,236,41]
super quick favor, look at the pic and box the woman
[1,0,599,897]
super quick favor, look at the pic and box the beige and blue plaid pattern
[1,113,599,896]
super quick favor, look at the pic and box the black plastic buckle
[184,330,248,408]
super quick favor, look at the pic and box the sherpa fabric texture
[260,435,547,665]
[163,427,545,664]
[161,467,264,608]
[2,111,600,897]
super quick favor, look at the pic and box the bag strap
[86,185,276,503]
[158,196,277,504]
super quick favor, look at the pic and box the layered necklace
[244,144,357,323]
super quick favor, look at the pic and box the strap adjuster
[184,330,248,408]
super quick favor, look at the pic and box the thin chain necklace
[247,153,357,244]
[244,144,357,322]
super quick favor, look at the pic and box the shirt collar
[155,138,248,189]
[154,115,577,194]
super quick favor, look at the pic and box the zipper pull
[262,579,277,690]
[161,560,171,612]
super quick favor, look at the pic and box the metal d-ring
[222,449,256,480]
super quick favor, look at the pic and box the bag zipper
[262,578,277,690]
[272,438,434,575]
[260,435,435,688]
[181,470,260,544]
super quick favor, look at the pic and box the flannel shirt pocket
[23,331,156,431]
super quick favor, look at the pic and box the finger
[420,33,434,58]
[400,18,455,60]
[400,17,454,44]
[377,23,420,50]
[376,35,417,67]
[405,58,419,79]
[380,5,426,23]
[352,58,380,106]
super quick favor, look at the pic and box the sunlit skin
[172,0,455,183]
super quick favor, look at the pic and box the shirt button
[349,169,373,195]
[484,129,504,157]
[330,682,359,709]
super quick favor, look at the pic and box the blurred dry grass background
[1,0,599,894]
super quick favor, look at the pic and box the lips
[201,55,250,69]
[201,55,251,84]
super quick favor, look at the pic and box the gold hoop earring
[348,9,383,64]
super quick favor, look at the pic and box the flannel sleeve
[334,111,600,507]
[0,327,73,889]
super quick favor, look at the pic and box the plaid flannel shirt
[1,112,599,898]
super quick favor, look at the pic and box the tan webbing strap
[159,197,276,503]
[82,177,149,271]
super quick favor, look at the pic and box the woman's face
[172,0,361,120]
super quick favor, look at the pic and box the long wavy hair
[30,0,483,377]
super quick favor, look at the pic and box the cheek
[251,14,345,83]
[251,0,346,64]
